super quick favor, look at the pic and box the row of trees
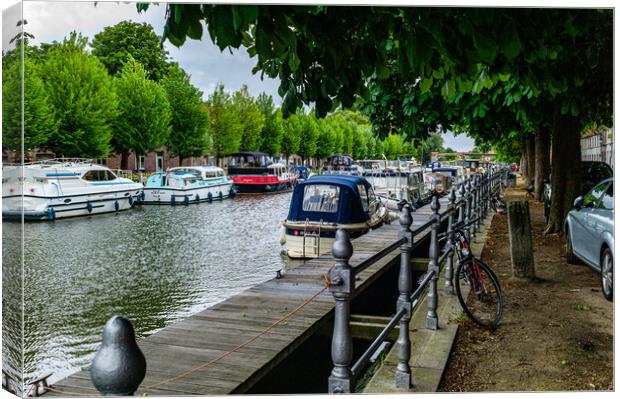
[3,20,448,168]
[2,22,209,169]
[149,5,611,232]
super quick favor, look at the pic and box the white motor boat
[2,159,143,220]
[142,165,235,204]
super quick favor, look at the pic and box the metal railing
[326,168,504,393]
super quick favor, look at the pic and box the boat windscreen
[302,185,340,213]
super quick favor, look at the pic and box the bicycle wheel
[454,257,503,328]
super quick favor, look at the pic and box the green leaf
[376,65,390,80]
[419,77,433,93]
[500,23,522,60]
[499,73,510,82]
[432,67,444,80]
[570,103,580,117]
[288,51,300,72]
[187,20,203,40]
[173,4,184,25]
[473,30,497,64]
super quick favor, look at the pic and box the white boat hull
[283,233,337,259]
[142,182,234,204]
[2,188,142,220]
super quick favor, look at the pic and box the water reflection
[3,193,292,384]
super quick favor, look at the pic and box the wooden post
[507,201,536,279]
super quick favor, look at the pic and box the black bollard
[91,316,147,396]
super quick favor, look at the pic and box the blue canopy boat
[280,175,389,259]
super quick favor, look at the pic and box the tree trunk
[525,134,536,184]
[179,156,184,167]
[120,150,130,170]
[507,201,536,279]
[544,108,582,234]
[534,126,551,201]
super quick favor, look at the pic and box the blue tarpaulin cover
[287,175,371,224]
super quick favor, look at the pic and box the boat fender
[219,191,223,200]
[114,200,120,211]
[229,187,237,198]
[195,194,200,202]
[184,195,190,205]
[47,208,56,221]
[207,192,213,203]
[171,196,176,206]
[140,191,145,202]
[128,195,134,206]
[279,225,286,245]
[87,201,93,213]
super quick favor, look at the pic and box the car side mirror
[573,196,584,209]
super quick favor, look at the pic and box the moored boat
[2,159,143,220]
[321,155,363,175]
[142,166,235,204]
[280,175,389,259]
[227,152,296,193]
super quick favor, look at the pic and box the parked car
[564,178,613,301]
[543,161,613,224]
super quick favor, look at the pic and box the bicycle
[438,218,503,329]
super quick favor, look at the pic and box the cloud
[2,2,22,52]
[18,1,281,101]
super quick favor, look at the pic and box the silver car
[565,178,613,301]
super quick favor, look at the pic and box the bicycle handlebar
[437,216,482,241]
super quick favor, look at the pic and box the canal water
[2,193,293,385]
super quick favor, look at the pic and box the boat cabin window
[357,183,369,212]
[82,169,117,181]
[230,154,270,167]
[303,185,340,213]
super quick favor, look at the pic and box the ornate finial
[399,203,413,229]
[91,316,146,396]
[332,229,353,261]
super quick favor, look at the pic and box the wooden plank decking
[46,197,450,396]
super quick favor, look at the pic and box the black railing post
[90,316,146,396]
[426,194,440,330]
[395,204,413,388]
[458,181,466,225]
[328,229,355,394]
[444,187,457,295]
[476,174,482,231]
[465,176,473,243]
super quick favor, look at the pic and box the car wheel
[601,248,613,302]
[565,226,580,265]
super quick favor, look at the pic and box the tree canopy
[40,33,118,158]
[113,57,171,156]
[91,20,170,80]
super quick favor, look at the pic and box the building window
[137,155,145,171]
[156,152,164,171]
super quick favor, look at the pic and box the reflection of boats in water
[280,175,389,259]
[321,155,363,175]
[2,159,143,220]
[227,152,296,193]
[142,166,235,204]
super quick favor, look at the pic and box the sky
[2,0,476,151]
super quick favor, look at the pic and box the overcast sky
[2,1,477,151]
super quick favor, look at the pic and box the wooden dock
[47,197,450,396]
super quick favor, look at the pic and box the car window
[598,182,613,210]
[582,181,609,208]
[582,162,613,192]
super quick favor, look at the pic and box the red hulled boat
[227,152,296,193]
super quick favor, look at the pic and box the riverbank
[439,177,613,391]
